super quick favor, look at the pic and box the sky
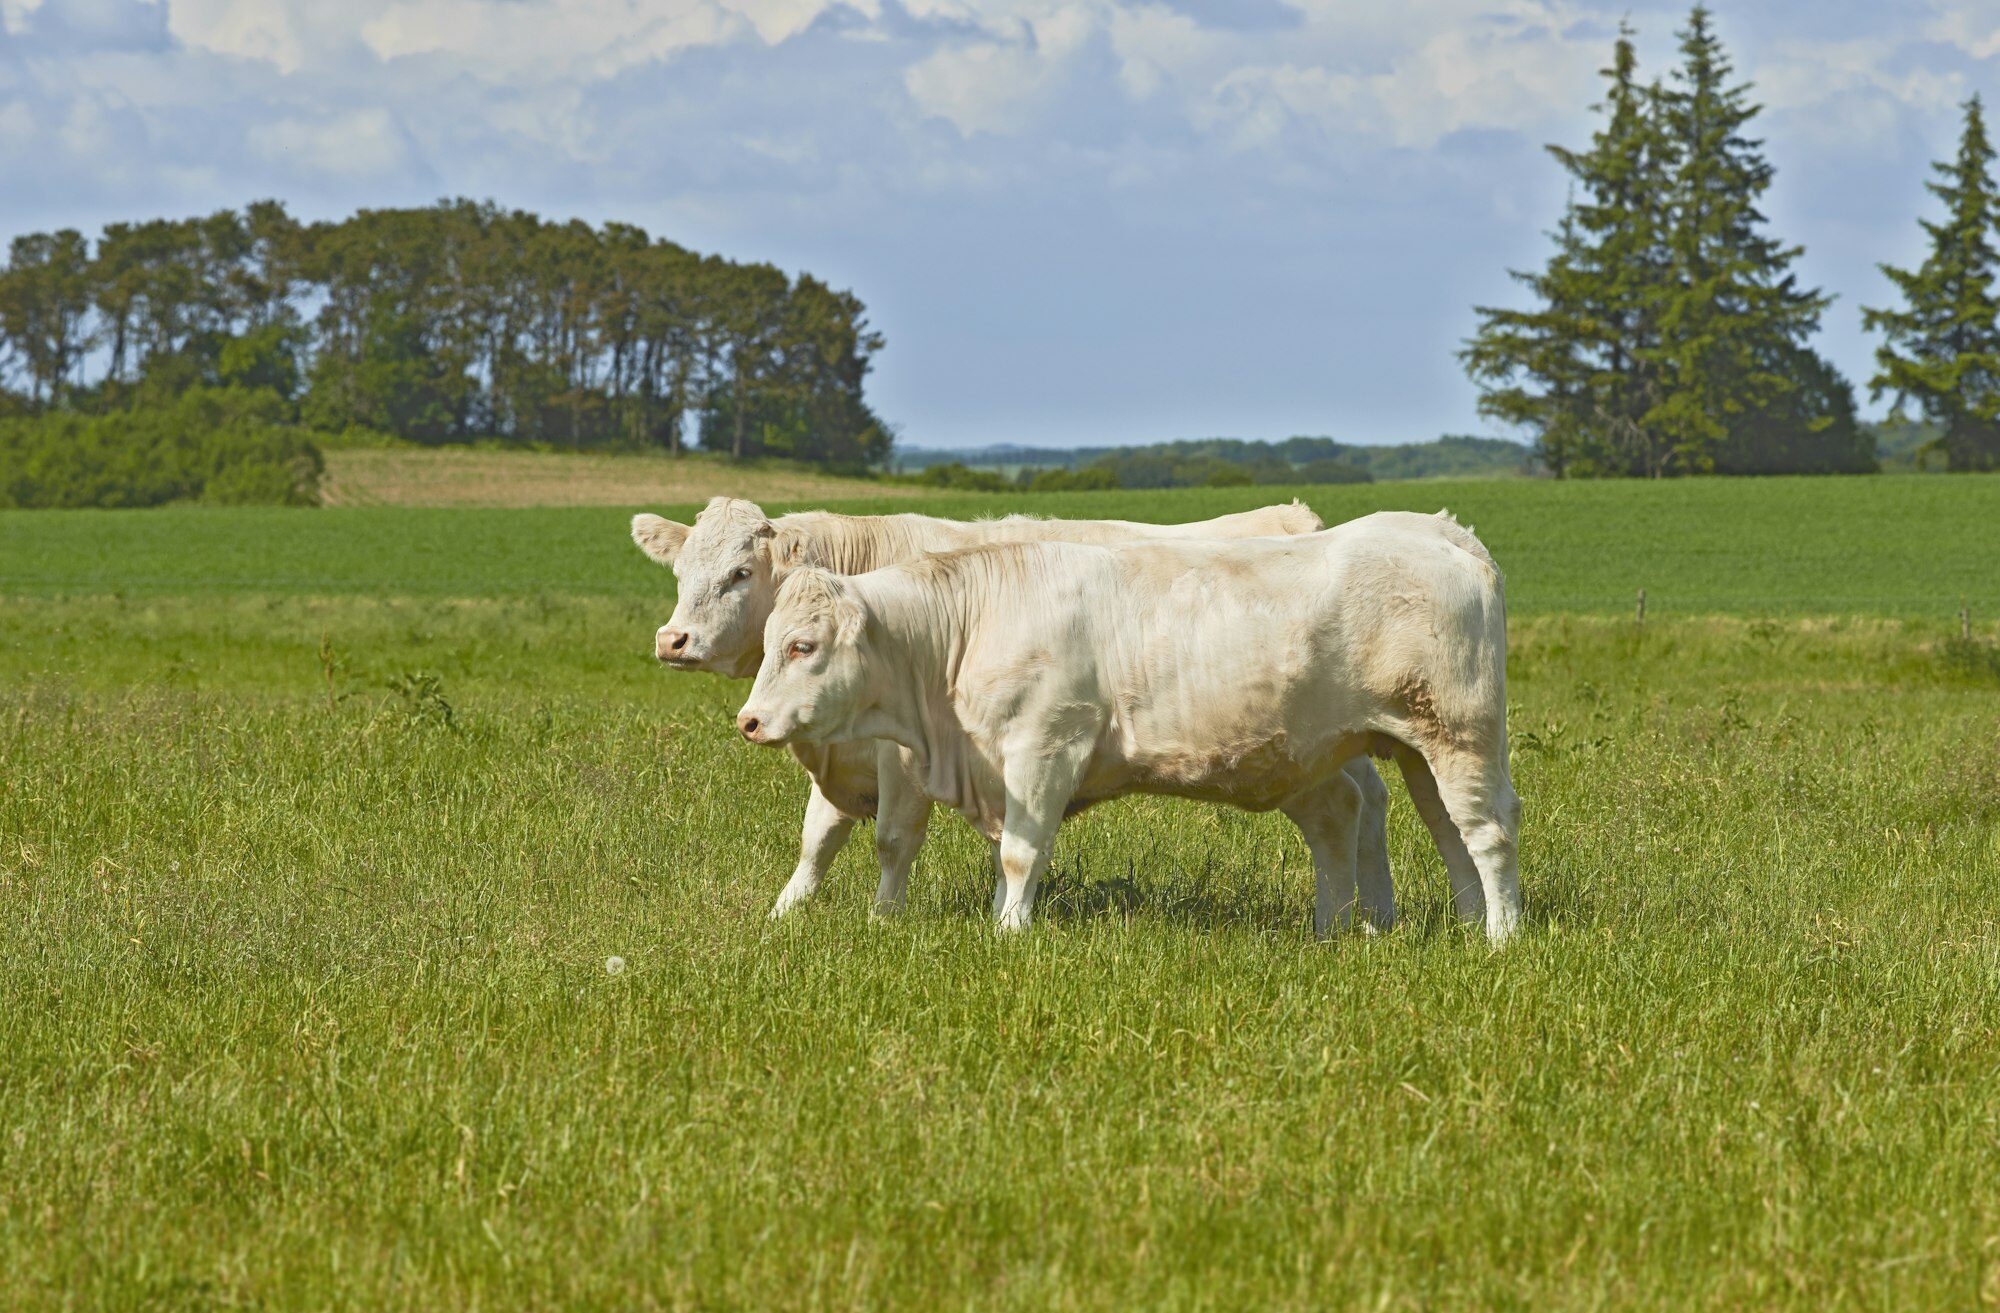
[3,1,1998,449]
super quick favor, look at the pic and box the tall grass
[2,577,1997,1307]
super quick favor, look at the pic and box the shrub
[1025,466,1119,492]
[0,387,324,508]
[905,462,1013,492]
[1294,458,1373,484]
[1938,636,2000,685]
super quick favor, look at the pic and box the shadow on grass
[930,855,1551,942]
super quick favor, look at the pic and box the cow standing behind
[736,511,1521,942]
[633,496,1402,926]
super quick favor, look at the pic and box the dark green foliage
[899,435,1525,485]
[1292,457,1371,484]
[694,273,889,466]
[1465,27,1668,477]
[1023,466,1120,492]
[1863,96,2000,473]
[0,200,890,467]
[1464,9,1868,477]
[1340,435,1532,481]
[1937,635,2000,684]
[1869,420,1951,472]
[1712,343,1873,475]
[385,670,458,729]
[1041,440,1371,489]
[0,386,322,508]
[904,461,1014,492]
[215,322,305,399]
[0,229,93,407]
[1070,445,1366,490]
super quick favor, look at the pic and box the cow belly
[1087,729,1372,813]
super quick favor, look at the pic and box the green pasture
[1,474,1997,1309]
[1,473,1994,616]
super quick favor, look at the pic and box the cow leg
[1343,757,1395,933]
[1414,748,1523,945]
[995,748,1088,933]
[989,840,1007,918]
[770,781,858,920]
[871,752,932,917]
[1284,772,1364,938]
[995,829,1052,934]
[1394,749,1486,924]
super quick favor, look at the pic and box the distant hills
[891,434,1541,485]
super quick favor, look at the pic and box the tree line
[1464,5,2000,476]
[0,199,890,466]
[900,434,1536,492]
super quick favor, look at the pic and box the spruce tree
[1648,6,1861,474]
[1863,95,2000,472]
[1462,26,1671,477]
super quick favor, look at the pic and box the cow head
[736,568,871,746]
[632,497,788,680]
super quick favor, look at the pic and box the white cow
[735,511,1521,942]
[632,496,1400,925]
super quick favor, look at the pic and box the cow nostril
[740,716,760,737]
[670,631,688,651]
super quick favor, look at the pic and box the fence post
[1636,588,1646,629]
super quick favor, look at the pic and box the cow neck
[782,512,937,578]
[854,566,976,753]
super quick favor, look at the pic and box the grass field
[2,475,1998,1309]
[4,475,1996,616]
[319,446,924,509]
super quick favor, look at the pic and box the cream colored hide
[633,497,1397,925]
[738,511,1521,942]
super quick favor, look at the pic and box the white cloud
[165,0,309,71]
[359,0,744,80]
[901,5,1100,136]
[1190,14,1600,155]
[729,0,838,44]
[246,108,419,180]
[2,0,48,35]
[1929,2,2000,61]
[904,39,1058,135]
[1105,6,1217,101]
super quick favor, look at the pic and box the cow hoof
[869,900,905,921]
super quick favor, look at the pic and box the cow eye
[789,640,816,658]
[732,567,752,582]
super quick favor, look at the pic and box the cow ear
[631,514,691,565]
[769,525,812,574]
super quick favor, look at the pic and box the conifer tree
[1648,6,1860,474]
[1462,26,1671,477]
[1863,95,2000,472]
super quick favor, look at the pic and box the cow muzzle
[655,626,700,666]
